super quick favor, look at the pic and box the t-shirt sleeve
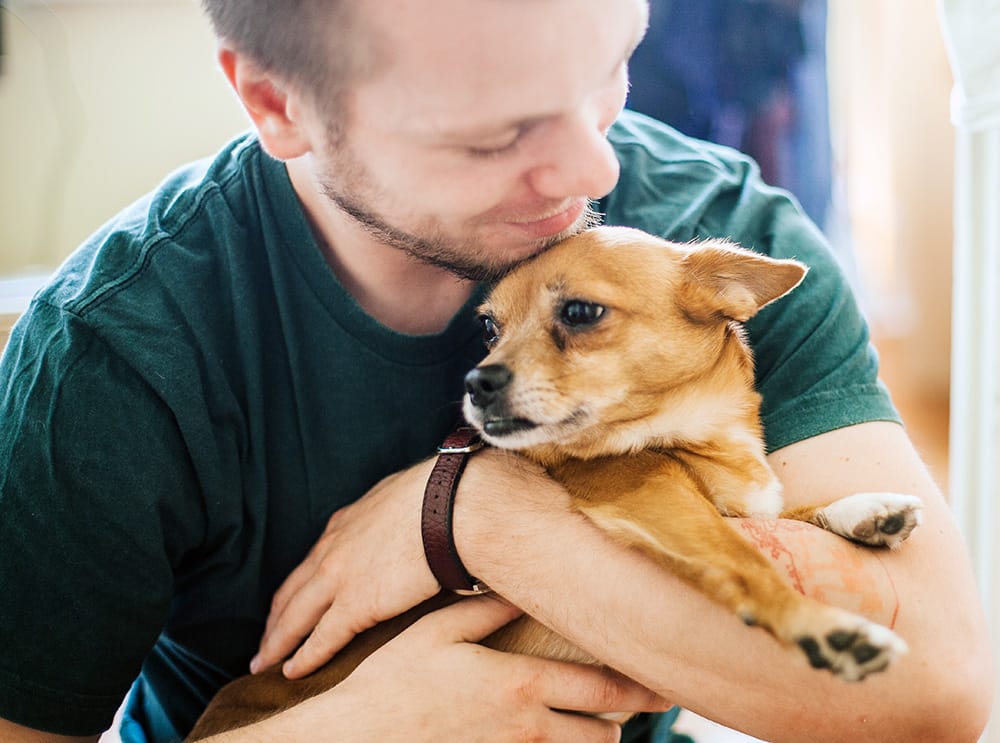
[0,302,202,736]
[702,161,902,453]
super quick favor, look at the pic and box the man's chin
[491,201,602,267]
[323,181,601,283]
[476,215,596,280]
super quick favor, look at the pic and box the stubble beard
[317,154,602,284]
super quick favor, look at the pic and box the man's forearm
[452,436,990,742]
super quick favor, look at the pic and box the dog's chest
[546,451,696,505]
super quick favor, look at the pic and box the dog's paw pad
[819,492,923,548]
[796,619,906,681]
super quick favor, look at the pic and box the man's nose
[525,115,621,200]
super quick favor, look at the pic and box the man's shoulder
[36,134,280,328]
[40,132,269,319]
[5,132,292,388]
[605,110,766,241]
[610,110,752,179]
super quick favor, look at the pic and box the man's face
[310,0,649,282]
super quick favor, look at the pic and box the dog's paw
[796,614,908,682]
[818,492,923,548]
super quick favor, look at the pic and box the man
[0,1,990,741]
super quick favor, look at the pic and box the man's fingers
[252,583,332,673]
[274,596,520,678]
[260,567,316,647]
[532,661,671,716]
[282,605,362,679]
[412,598,667,718]
[419,596,524,643]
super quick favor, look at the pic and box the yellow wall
[0,0,247,276]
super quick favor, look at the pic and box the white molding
[940,2,1000,741]
[948,124,1000,743]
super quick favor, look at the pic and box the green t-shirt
[0,111,899,741]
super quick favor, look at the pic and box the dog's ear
[679,241,808,323]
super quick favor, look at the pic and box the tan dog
[189,226,921,738]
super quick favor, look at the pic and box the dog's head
[462,226,806,460]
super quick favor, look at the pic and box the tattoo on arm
[736,518,901,628]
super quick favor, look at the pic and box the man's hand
[243,597,669,743]
[252,457,441,678]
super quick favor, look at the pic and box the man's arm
[255,420,991,742]
[451,421,991,742]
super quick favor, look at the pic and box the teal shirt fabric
[0,110,899,740]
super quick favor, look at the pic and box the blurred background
[0,1,975,741]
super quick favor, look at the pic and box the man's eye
[467,137,522,159]
[560,300,605,328]
[478,314,502,346]
[466,124,532,159]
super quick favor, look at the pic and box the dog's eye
[478,314,501,348]
[560,300,605,328]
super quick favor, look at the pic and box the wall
[0,0,248,276]
[828,0,955,395]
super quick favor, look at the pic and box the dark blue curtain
[628,0,832,229]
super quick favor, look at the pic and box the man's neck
[286,158,477,336]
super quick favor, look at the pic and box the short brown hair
[199,0,375,105]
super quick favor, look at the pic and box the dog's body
[189,226,921,739]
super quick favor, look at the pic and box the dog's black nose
[464,364,512,407]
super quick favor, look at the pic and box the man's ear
[217,47,311,160]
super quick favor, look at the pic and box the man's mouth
[505,199,587,239]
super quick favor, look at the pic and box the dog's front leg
[571,467,907,682]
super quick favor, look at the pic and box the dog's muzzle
[464,365,536,436]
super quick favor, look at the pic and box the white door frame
[939,1,1000,739]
